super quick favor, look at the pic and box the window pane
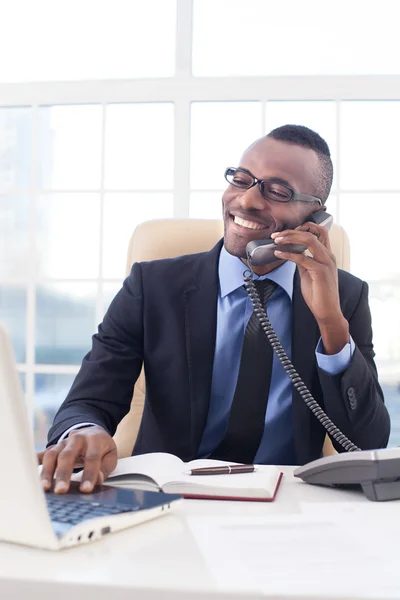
[382,385,400,447]
[340,102,400,190]
[0,196,30,278]
[34,373,76,450]
[191,102,262,190]
[265,102,337,188]
[369,282,400,370]
[38,106,102,189]
[0,107,31,190]
[369,280,400,448]
[35,194,100,279]
[0,0,176,82]
[0,286,26,362]
[190,192,223,219]
[35,283,96,365]
[193,0,400,76]
[102,193,173,278]
[105,104,174,190]
[19,372,25,392]
[339,194,400,281]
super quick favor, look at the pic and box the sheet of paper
[187,513,400,598]
[300,500,400,521]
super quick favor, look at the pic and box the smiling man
[40,124,390,494]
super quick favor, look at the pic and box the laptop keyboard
[46,495,140,526]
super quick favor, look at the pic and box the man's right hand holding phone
[37,426,118,494]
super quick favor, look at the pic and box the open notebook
[74,452,283,502]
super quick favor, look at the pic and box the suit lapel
[184,240,223,456]
[291,269,320,464]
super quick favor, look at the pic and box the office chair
[113,218,350,458]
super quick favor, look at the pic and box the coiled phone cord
[243,270,360,453]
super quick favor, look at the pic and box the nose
[237,185,266,211]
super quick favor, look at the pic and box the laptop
[0,323,182,550]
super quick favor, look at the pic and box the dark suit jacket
[48,240,390,465]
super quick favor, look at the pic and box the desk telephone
[245,210,400,502]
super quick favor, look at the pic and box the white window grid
[0,0,399,425]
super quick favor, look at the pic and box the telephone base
[361,479,400,502]
[294,448,400,502]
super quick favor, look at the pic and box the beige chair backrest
[113,218,350,458]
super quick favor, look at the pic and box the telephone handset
[246,209,333,267]
[244,215,400,502]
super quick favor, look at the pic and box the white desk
[0,467,399,600]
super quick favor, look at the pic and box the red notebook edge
[182,470,284,502]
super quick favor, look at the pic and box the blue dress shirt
[198,246,355,465]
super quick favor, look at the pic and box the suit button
[347,387,357,410]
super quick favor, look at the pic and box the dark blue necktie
[210,279,278,463]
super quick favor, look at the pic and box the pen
[188,464,257,476]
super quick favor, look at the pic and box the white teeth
[234,216,265,230]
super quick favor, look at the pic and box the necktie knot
[253,279,278,305]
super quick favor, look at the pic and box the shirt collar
[219,245,296,300]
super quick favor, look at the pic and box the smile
[233,215,266,230]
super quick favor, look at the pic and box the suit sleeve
[317,281,390,453]
[47,263,144,445]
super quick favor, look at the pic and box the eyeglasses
[224,167,322,205]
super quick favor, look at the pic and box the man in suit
[39,124,390,494]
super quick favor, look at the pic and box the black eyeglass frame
[224,167,323,206]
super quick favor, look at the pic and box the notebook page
[105,452,185,488]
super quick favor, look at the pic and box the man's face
[222,137,321,259]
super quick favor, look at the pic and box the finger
[273,224,329,248]
[273,232,333,264]
[274,230,321,253]
[91,445,118,488]
[53,435,87,493]
[38,445,61,465]
[40,442,66,491]
[79,440,117,493]
[274,249,318,268]
[87,449,117,490]
[79,448,104,493]
[296,222,331,251]
[96,470,105,486]
[100,448,118,483]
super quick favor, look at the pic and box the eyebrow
[265,176,292,187]
[238,167,292,188]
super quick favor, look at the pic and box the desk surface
[0,467,399,600]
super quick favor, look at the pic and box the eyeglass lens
[226,168,292,202]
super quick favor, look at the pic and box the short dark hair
[267,124,333,203]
